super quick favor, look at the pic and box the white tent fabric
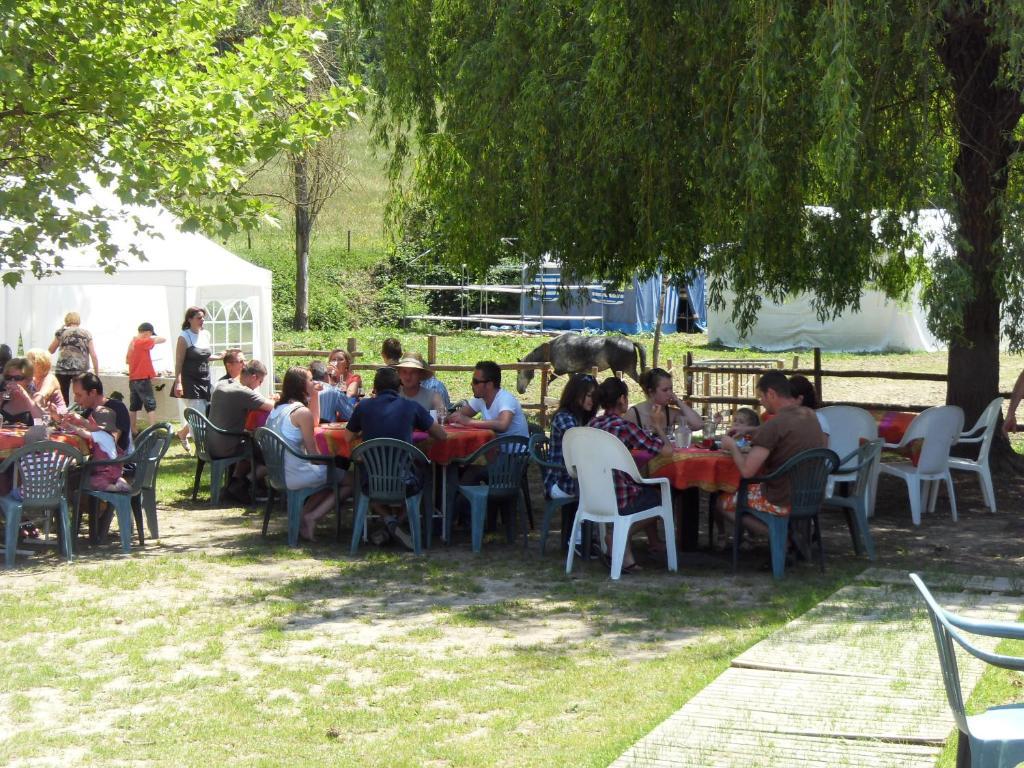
[706,208,951,352]
[707,287,941,352]
[0,184,273,393]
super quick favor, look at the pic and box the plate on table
[321,422,349,430]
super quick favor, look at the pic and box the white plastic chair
[949,397,1003,513]
[878,405,964,526]
[819,405,879,512]
[562,427,677,580]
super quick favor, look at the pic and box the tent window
[206,300,255,356]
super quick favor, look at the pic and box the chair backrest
[478,435,531,492]
[183,407,214,462]
[846,439,883,499]
[903,406,965,474]
[819,406,878,470]
[961,396,1004,465]
[563,427,642,521]
[7,441,83,509]
[351,438,429,504]
[771,448,839,519]
[126,429,171,495]
[910,573,969,734]
[527,433,557,469]
[253,427,289,493]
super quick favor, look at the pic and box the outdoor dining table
[315,422,496,543]
[645,446,742,550]
[0,426,90,459]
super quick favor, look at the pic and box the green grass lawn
[0,450,867,767]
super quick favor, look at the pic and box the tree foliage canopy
[0,0,359,284]
[365,1,1024,355]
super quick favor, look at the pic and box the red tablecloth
[314,424,494,464]
[869,410,921,465]
[647,447,742,494]
[0,427,90,460]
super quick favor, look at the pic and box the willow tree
[1,0,353,284]
[366,1,1024,445]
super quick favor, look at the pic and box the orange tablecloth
[245,410,270,432]
[315,424,495,464]
[0,428,90,460]
[647,447,742,494]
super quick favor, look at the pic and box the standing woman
[48,311,99,406]
[172,306,214,453]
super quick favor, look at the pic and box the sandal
[621,562,642,575]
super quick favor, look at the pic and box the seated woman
[1,358,46,427]
[545,373,598,500]
[623,367,703,437]
[788,375,830,437]
[25,348,67,415]
[266,367,352,541]
[588,377,673,573]
[396,354,445,413]
[327,348,361,399]
[546,374,598,551]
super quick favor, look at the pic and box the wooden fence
[276,338,1012,425]
[275,336,557,427]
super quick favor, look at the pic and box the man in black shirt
[70,372,132,452]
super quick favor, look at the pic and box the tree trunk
[938,5,1024,466]
[293,155,311,332]
[652,272,669,368]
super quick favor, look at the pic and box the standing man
[448,360,529,439]
[1004,368,1024,435]
[345,367,447,549]
[208,360,275,503]
[717,370,826,535]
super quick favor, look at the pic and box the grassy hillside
[221,118,395,331]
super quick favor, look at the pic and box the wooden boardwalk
[611,571,1024,768]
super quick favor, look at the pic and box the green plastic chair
[452,435,531,553]
[1,441,84,568]
[527,433,578,555]
[254,427,342,547]
[130,422,174,539]
[76,430,168,554]
[349,438,430,555]
[184,407,251,506]
[911,573,1024,767]
[822,439,882,560]
[732,447,839,579]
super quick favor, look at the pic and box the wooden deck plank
[611,574,1024,768]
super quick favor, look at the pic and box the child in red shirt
[126,322,166,435]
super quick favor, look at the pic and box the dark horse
[516,333,647,393]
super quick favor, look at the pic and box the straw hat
[394,354,432,376]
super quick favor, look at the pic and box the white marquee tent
[0,185,273,394]
[707,209,949,352]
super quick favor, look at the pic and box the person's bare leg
[300,489,335,541]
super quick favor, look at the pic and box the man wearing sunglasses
[449,360,529,439]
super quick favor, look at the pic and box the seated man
[208,360,275,502]
[70,372,132,453]
[345,367,447,549]
[717,370,827,536]
[217,349,245,386]
[396,354,444,413]
[448,360,529,439]
[381,337,402,367]
[310,361,354,423]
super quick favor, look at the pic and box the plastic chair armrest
[955,435,984,445]
[946,612,1024,641]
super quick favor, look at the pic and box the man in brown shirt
[717,370,826,535]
